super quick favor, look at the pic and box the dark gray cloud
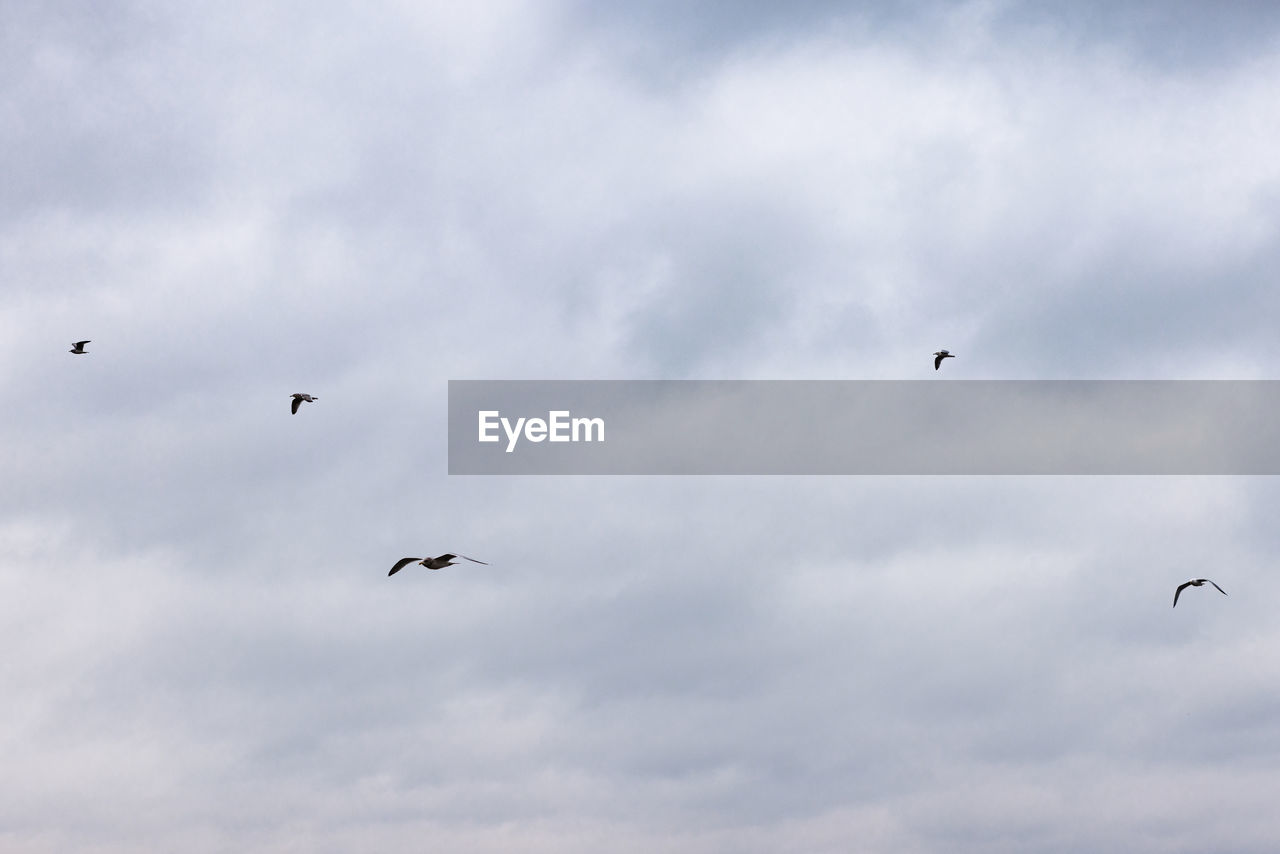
[998,0,1280,68]
[0,1,216,220]
[573,0,1280,73]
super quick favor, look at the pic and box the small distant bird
[934,350,954,370]
[290,393,318,414]
[69,340,90,354]
[1173,578,1227,608]
[389,554,489,576]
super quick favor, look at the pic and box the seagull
[69,340,90,354]
[1173,578,1227,608]
[290,393,318,414]
[389,554,489,576]
[934,349,954,370]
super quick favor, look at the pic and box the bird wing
[388,557,421,576]
[457,554,489,565]
[291,397,301,414]
[1173,581,1192,608]
[74,340,90,347]
[1206,579,1227,596]
[934,355,943,370]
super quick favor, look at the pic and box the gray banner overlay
[448,381,1280,474]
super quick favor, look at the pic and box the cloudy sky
[5,1,1280,851]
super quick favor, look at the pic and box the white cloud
[3,2,1280,851]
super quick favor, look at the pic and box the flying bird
[290,393,318,414]
[934,349,954,370]
[69,340,90,354]
[1173,578,1227,608]
[389,554,489,576]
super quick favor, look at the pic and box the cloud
[4,1,1280,851]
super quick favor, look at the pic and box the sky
[3,1,1280,851]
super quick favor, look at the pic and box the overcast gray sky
[4,1,1280,851]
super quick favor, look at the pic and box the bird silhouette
[934,349,954,370]
[1173,578,1227,608]
[389,554,488,576]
